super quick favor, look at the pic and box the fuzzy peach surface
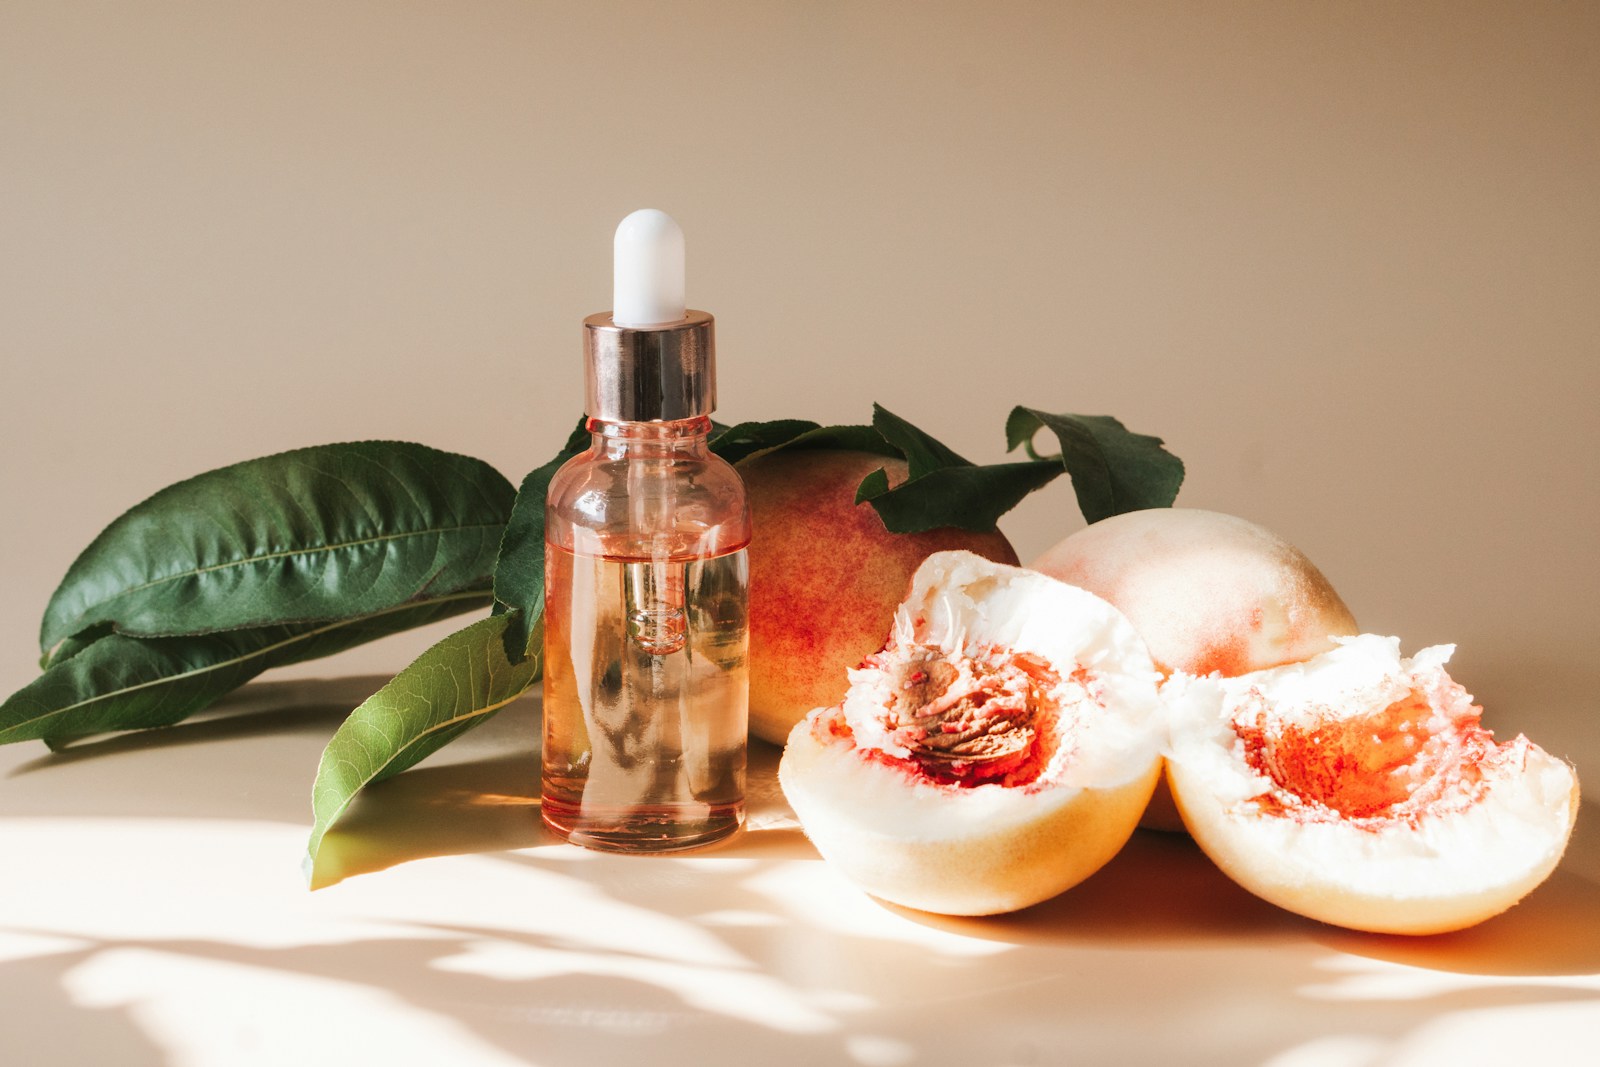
[740,449,1016,745]
[1031,508,1358,678]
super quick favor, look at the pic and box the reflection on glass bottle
[542,538,748,851]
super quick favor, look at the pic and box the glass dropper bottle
[540,210,751,853]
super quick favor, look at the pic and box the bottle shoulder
[547,451,746,506]
[545,447,751,553]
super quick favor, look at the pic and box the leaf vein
[99,522,505,601]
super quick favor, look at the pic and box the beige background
[2,1,1596,793]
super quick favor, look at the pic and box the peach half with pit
[1165,635,1580,934]
[778,551,1164,916]
[739,448,1018,745]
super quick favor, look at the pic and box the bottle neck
[588,415,713,459]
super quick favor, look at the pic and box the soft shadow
[0,929,858,1067]
[700,739,818,863]
[0,945,169,1067]
[8,675,391,775]
[1313,869,1600,978]
[1321,799,1600,977]
[884,828,1309,945]
[310,753,551,888]
[899,803,1600,977]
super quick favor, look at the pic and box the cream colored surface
[2,2,1597,1063]
[3,686,1600,1066]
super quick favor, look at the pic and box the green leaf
[848,404,1061,534]
[856,461,1064,534]
[706,419,820,464]
[1,592,490,748]
[306,611,542,865]
[493,420,589,662]
[39,623,114,671]
[40,441,514,653]
[711,418,899,462]
[766,422,900,458]
[705,407,1058,534]
[869,404,972,477]
[1005,408,1185,523]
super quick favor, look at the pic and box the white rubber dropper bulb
[612,208,687,327]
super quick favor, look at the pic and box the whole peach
[738,448,1018,745]
[1031,507,1359,832]
[1030,508,1357,678]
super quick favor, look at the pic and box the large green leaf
[869,404,972,477]
[853,404,1063,533]
[857,460,1066,534]
[1,591,490,748]
[704,419,820,464]
[493,421,589,662]
[1005,407,1185,523]
[745,422,899,458]
[40,441,514,653]
[39,623,114,671]
[306,611,542,866]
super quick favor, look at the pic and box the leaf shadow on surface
[0,947,168,1067]
[470,822,1600,1066]
[0,931,861,1067]
[9,918,1597,1067]
[7,704,1600,1067]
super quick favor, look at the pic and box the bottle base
[540,797,744,854]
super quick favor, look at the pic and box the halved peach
[779,551,1163,916]
[1166,635,1580,934]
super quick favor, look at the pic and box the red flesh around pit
[820,645,1096,790]
[1233,674,1506,826]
